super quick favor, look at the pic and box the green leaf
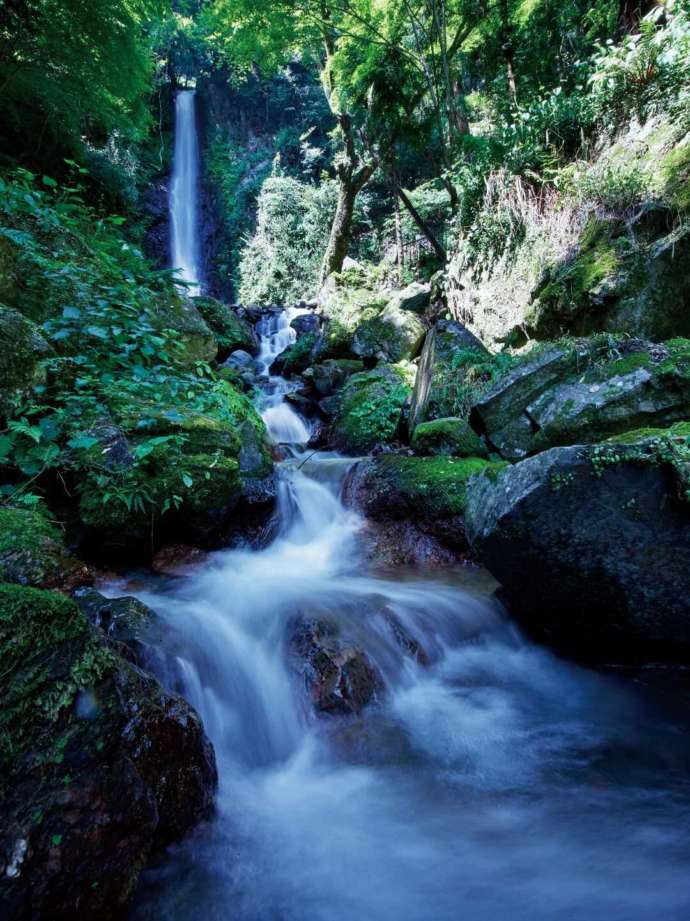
[42,176,58,188]
[182,474,193,488]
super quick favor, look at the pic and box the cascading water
[126,310,690,921]
[170,89,202,296]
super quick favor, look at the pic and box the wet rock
[151,544,209,575]
[356,518,460,569]
[0,305,53,424]
[0,584,217,921]
[345,454,504,558]
[149,293,218,364]
[0,507,92,592]
[193,296,259,360]
[409,320,488,430]
[307,358,365,397]
[270,333,317,377]
[465,436,690,662]
[223,349,257,369]
[140,178,170,269]
[288,618,380,715]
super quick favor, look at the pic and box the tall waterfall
[170,89,202,296]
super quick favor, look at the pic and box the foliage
[239,177,337,304]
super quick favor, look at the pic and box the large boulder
[0,584,217,920]
[408,320,489,430]
[465,434,690,661]
[192,296,258,361]
[0,305,53,423]
[411,417,488,458]
[149,293,218,364]
[345,454,503,560]
[0,507,91,591]
[331,364,413,454]
[471,337,690,461]
[305,359,365,397]
[351,303,426,364]
[387,282,431,315]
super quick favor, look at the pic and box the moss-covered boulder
[331,364,414,454]
[71,383,274,556]
[0,507,91,591]
[352,303,426,364]
[193,296,258,361]
[465,434,690,662]
[0,304,53,423]
[411,417,488,458]
[345,454,504,562]
[314,272,389,360]
[0,584,216,920]
[149,293,218,364]
[388,282,432,315]
[271,332,318,376]
[307,359,365,397]
[408,320,493,430]
[471,336,690,461]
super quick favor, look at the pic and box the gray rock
[388,282,432,315]
[352,303,426,363]
[465,438,690,661]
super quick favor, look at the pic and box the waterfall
[170,89,202,296]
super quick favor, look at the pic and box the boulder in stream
[465,431,690,661]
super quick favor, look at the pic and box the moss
[193,297,256,357]
[0,507,88,590]
[607,421,690,444]
[273,332,317,376]
[661,140,690,214]
[373,455,505,518]
[411,417,488,458]
[0,303,52,421]
[0,583,116,776]
[334,365,412,454]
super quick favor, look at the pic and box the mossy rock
[331,364,413,454]
[271,332,318,376]
[0,507,91,591]
[149,292,218,364]
[0,583,216,919]
[411,417,488,458]
[193,296,258,360]
[472,336,690,462]
[352,303,426,364]
[0,304,53,423]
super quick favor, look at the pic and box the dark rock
[0,584,217,921]
[141,178,170,269]
[0,507,92,592]
[471,337,690,462]
[465,437,690,662]
[193,296,259,360]
[387,282,432,315]
[290,312,321,338]
[151,544,209,575]
[288,617,380,715]
[306,359,365,397]
[411,416,488,458]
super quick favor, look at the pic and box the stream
[127,91,690,921]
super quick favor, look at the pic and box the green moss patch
[333,365,412,454]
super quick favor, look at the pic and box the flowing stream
[125,311,690,921]
[170,89,202,295]
[128,105,690,920]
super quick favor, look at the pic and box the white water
[170,90,202,296]
[128,310,690,921]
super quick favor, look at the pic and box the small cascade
[170,89,202,295]
[129,310,690,921]
[256,307,311,446]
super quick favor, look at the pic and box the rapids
[126,310,690,921]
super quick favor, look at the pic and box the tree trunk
[396,187,447,264]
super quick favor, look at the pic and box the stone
[308,359,365,397]
[288,617,380,715]
[331,365,413,454]
[0,584,217,921]
[409,320,488,430]
[352,302,426,363]
[387,281,431,315]
[149,293,218,364]
[290,312,321,338]
[193,296,259,360]
[465,436,690,661]
[411,417,488,458]
[0,507,92,592]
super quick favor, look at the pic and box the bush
[238,176,337,304]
